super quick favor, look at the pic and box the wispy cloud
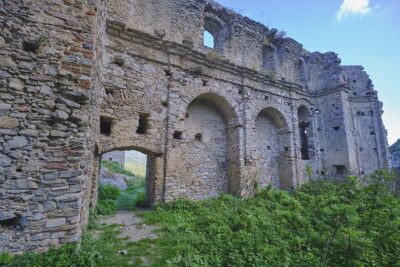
[335,0,372,22]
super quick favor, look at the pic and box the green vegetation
[3,170,399,267]
[96,179,146,215]
[116,179,146,211]
[95,184,121,215]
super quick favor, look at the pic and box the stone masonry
[0,0,390,253]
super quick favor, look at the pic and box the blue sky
[210,0,400,145]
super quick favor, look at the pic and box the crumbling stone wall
[0,0,390,253]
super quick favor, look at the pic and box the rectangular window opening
[136,113,149,135]
[334,165,346,175]
[100,117,113,136]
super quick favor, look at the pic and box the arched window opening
[299,121,310,160]
[203,16,225,52]
[204,30,215,49]
[298,106,312,160]
[97,150,151,212]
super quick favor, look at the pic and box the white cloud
[335,0,372,21]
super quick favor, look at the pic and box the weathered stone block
[0,116,18,128]
[45,218,66,228]
[6,136,28,149]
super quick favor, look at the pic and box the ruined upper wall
[106,0,373,93]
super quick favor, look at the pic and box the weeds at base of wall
[2,170,399,267]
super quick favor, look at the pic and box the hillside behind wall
[0,0,390,253]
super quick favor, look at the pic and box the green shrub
[116,178,146,210]
[95,200,117,216]
[132,169,400,267]
[0,253,13,266]
[98,184,121,201]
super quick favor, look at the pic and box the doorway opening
[96,150,150,215]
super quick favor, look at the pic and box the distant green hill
[124,151,147,177]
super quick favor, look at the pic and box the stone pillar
[0,0,106,253]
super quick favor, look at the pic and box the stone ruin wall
[0,0,390,253]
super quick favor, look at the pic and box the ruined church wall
[0,0,391,254]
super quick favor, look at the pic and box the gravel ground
[100,210,158,242]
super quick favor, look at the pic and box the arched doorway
[254,107,293,190]
[175,93,240,199]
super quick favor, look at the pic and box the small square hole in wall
[334,165,347,175]
[317,127,322,131]
[284,147,289,151]
[173,131,183,140]
[162,101,168,107]
[136,113,149,135]
[164,70,172,77]
[238,88,243,94]
[202,80,208,86]
[267,146,271,150]
[320,149,324,152]
[359,147,363,152]
[321,171,325,175]
[333,126,340,131]
[100,117,112,136]
[195,133,203,141]
[370,131,375,135]
[23,39,40,53]
[264,96,269,100]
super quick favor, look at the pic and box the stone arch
[203,5,229,52]
[254,107,293,190]
[297,105,314,160]
[179,92,241,198]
